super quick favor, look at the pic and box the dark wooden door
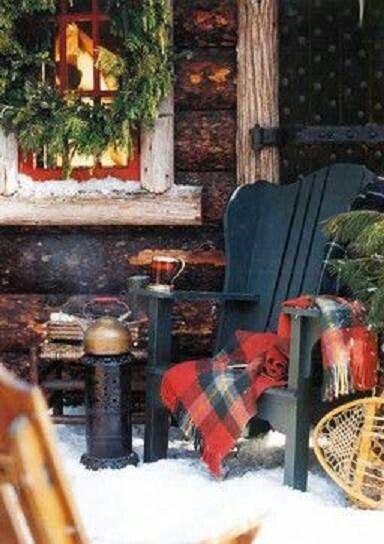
[279,0,384,180]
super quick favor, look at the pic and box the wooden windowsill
[0,185,202,226]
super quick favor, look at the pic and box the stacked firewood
[47,319,85,342]
[40,311,148,362]
[40,313,88,361]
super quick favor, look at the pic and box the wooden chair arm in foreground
[0,363,259,544]
[202,520,261,544]
[0,364,88,544]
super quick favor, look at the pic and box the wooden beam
[141,93,174,193]
[237,0,280,184]
[0,186,202,226]
[174,0,237,48]
[141,0,174,194]
[175,49,236,111]
[0,131,18,196]
[128,248,225,267]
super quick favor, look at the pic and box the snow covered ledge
[0,94,202,226]
[0,183,202,226]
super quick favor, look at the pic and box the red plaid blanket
[161,296,378,476]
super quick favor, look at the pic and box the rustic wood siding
[175,0,237,221]
[0,1,238,388]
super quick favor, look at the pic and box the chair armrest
[282,306,320,319]
[284,306,321,386]
[130,288,259,304]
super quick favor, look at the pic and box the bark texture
[175,49,236,111]
[237,0,280,184]
[174,0,237,47]
[176,111,236,172]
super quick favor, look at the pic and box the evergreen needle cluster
[0,0,172,176]
[325,210,384,329]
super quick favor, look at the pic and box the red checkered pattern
[161,296,378,476]
[161,335,288,476]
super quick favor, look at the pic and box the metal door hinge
[251,124,384,151]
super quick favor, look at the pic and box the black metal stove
[80,317,139,470]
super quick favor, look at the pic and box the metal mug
[149,255,186,291]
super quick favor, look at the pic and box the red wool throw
[282,295,378,400]
[161,296,378,476]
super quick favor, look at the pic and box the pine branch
[324,210,383,243]
[324,208,384,329]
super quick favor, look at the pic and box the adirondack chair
[0,364,88,544]
[132,164,376,491]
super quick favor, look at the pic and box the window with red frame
[20,0,140,182]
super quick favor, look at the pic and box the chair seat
[258,386,322,433]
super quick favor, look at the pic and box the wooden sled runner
[203,520,261,544]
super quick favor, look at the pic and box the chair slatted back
[0,365,88,544]
[217,164,375,346]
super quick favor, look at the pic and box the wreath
[0,0,172,175]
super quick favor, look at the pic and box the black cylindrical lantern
[81,317,139,470]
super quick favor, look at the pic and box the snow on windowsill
[14,174,142,200]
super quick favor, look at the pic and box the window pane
[100,148,129,168]
[98,21,120,91]
[66,22,94,91]
[54,22,62,87]
[68,153,95,168]
[21,0,141,181]
[67,0,93,13]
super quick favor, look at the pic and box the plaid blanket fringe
[282,296,378,401]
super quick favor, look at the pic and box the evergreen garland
[325,210,384,329]
[0,0,172,176]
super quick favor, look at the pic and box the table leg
[144,297,172,463]
[29,347,39,385]
[52,361,64,417]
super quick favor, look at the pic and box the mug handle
[171,258,186,284]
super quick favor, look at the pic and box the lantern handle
[82,297,131,321]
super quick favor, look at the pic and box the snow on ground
[56,423,384,544]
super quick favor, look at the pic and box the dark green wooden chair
[132,163,376,491]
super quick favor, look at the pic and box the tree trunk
[237,0,280,184]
